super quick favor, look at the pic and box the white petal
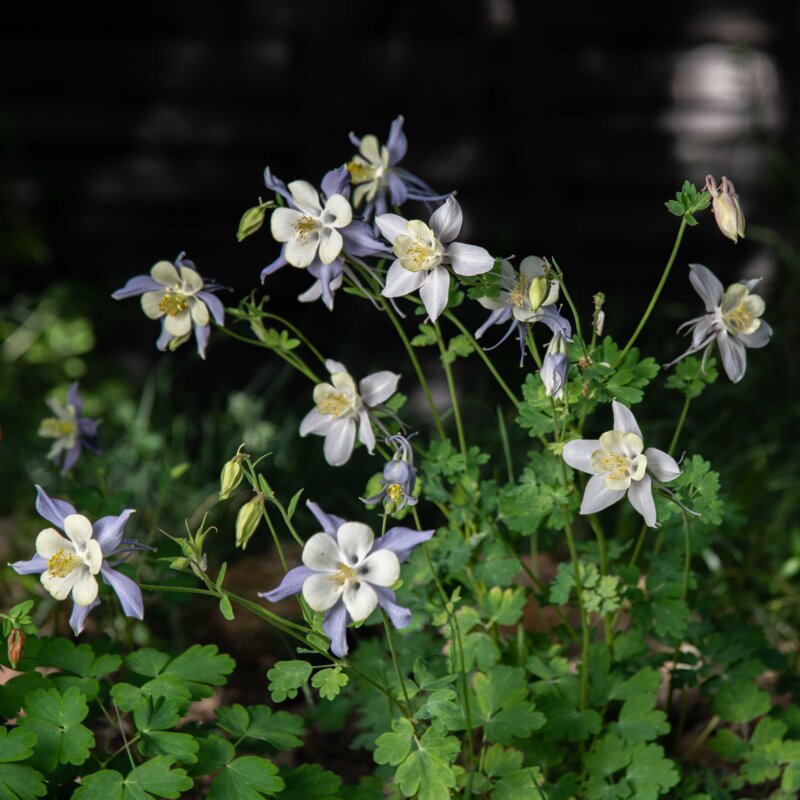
[689,264,724,312]
[36,528,73,559]
[478,295,507,310]
[302,532,343,572]
[718,332,747,383]
[447,243,494,276]
[141,291,165,319]
[64,514,93,548]
[580,474,626,515]
[189,298,210,326]
[325,359,348,375]
[429,197,462,243]
[41,570,79,600]
[337,522,375,565]
[612,401,643,439]
[318,228,343,264]
[357,409,376,453]
[285,233,320,268]
[299,407,334,437]
[323,417,356,466]
[163,310,192,337]
[628,476,657,527]
[381,260,426,298]
[288,180,322,215]
[419,265,450,322]
[180,267,204,293]
[321,194,352,228]
[645,448,681,482]
[151,260,180,286]
[270,207,303,242]
[562,439,601,474]
[302,573,343,612]
[359,134,382,164]
[85,540,103,575]
[357,549,400,587]
[375,214,409,244]
[342,581,377,622]
[72,569,99,606]
[520,256,546,278]
[359,371,400,407]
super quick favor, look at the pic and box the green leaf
[0,727,47,800]
[73,757,193,799]
[482,744,523,777]
[279,764,343,799]
[491,768,547,799]
[586,733,632,779]
[110,677,191,713]
[215,704,304,749]
[392,725,460,800]
[134,697,198,764]
[482,587,526,626]
[191,736,235,777]
[38,637,122,678]
[712,679,771,724]
[624,743,679,800]
[665,356,718,398]
[709,729,748,762]
[411,323,437,347]
[0,672,53,719]
[609,669,670,743]
[472,666,545,744]
[267,660,312,703]
[18,686,94,772]
[311,667,349,701]
[374,718,414,766]
[219,596,235,620]
[441,334,473,365]
[209,756,284,799]
[286,489,304,520]
[538,695,602,742]
[672,455,724,526]
[126,649,171,678]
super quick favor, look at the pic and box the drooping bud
[235,495,264,549]
[219,451,245,500]
[705,175,745,244]
[541,334,569,399]
[7,629,25,669]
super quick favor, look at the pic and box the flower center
[158,290,189,316]
[330,562,358,588]
[387,483,403,503]
[39,418,76,439]
[598,452,630,483]
[47,548,82,578]
[317,392,351,418]
[347,159,379,184]
[510,275,531,308]
[294,215,320,240]
[723,301,757,334]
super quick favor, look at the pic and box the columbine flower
[260,500,433,656]
[261,166,387,310]
[666,263,772,383]
[562,401,681,527]
[112,252,225,359]
[376,196,494,322]
[38,383,100,474]
[706,175,745,243]
[475,258,570,364]
[362,434,418,512]
[10,486,144,635]
[299,360,400,466]
[346,116,446,220]
[541,333,569,399]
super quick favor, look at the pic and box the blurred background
[1,0,799,661]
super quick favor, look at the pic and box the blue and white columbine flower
[300,359,400,466]
[262,166,387,310]
[562,401,681,528]
[11,486,144,635]
[475,257,570,364]
[112,252,224,359]
[666,263,771,384]
[38,382,100,474]
[361,434,418,512]
[347,116,446,220]
[377,196,494,322]
[260,500,433,657]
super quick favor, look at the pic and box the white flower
[562,401,681,527]
[299,359,400,466]
[270,181,352,268]
[667,263,772,383]
[35,514,103,606]
[477,257,559,322]
[301,522,400,622]
[348,134,392,209]
[376,196,494,322]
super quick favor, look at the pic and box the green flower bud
[219,458,244,500]
[528,275,550,312]
[170,557,190,571]
[235,495,263,549]
[237,203,269,242]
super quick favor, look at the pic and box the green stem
[525,328,543,369]
[681,511,692,601]
[443,310,519,405]
[253,310,326,365]
[587,514,614,651]
[434,322,467,458]
[112,700,137,771]
[551,259,589,360]
[381,610,413,715]
[668,395,691,456]
[497,406,514,483]
[684,715,720,760]
[615,217,687,367]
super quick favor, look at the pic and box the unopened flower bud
[237,203,269,242]
[219,458,244,500]
[235,495,263,549]
[594,310,605,337]
[170,557,190,571]
[7,629,25,669]
[706,175,745,244]
[541,334,569,399]
[528,275,550,313]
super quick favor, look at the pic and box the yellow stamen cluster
[510,275,532,308]
[387,483,404,504]
[599,452,630,483]
[293,216,319,240]
[39,418,77,439]
[330,562,357,587]
[347,160,377,184]
[158,291,189,316]
[724,301,756,333]
[47,548,81,578]
[404,243,434,271]
[317,392,351,418]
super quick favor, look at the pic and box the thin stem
[668,395,691,456]
[253,310,326,365]
[681,511,692,601]
[444,310,519,405]
[434,322,467,458]
[381,610,413,713]
[497,406,514,484]
[112,700,137,771]
[587,514,614,651]
[615,217,687,367]
[525,328,543,369]
[684,715,720,760]
[551,259,589,361]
